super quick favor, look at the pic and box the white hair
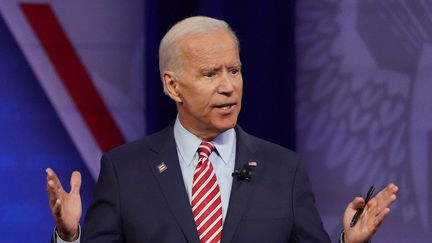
[159,16,239,93]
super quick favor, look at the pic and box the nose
[217,72,235,95]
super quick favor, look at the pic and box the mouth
[214,103,237,112]
[220,104,233,110]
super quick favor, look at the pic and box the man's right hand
[46,168,82,241]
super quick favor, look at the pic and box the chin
[213,117,238,132]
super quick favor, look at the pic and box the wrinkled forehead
[179,29,240,64]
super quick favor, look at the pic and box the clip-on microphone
[232,162,256,181]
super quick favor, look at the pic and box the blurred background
[0,0,430,242]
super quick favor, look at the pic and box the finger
[70,171,82,194]
[378,184,399,199]
[46,168,55,191]
[363,192,396,227]
[373,193,397,215]
[362,198,378,222]
[386,183,399,194]
[343,197,365,227]
[47,180,60,206]
[371,184,396,205]
[365,196,377,209]
[375,207,391,226]
[374,184,398,209]
[52,198,63,218]
[365,207,390,232]
[46,168,64,192]
[46,168,67,207]
[348,197,365,210]
[46,169,62,206]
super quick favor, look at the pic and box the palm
[46,168,82,240]
[342,184,398,243]
[56,187,82,235]
[342,199,370,243]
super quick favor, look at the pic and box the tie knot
[198,141,215,158]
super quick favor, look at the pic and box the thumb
[344,197,365,227]
[70,171,82,194]
[348,197,365,211]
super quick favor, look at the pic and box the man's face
[166,28,242,140]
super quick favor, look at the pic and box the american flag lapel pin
[248,161,257,167]
[158,162,168,173]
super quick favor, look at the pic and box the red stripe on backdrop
[20,3,125,152]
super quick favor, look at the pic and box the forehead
[179,29,240,66]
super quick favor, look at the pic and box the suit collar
[148,124,200,243]
[221,125,262,243]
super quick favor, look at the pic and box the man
[47,16,398,243]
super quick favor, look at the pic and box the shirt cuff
[339,231,372,243]
[339,231,345,243]
[53,225,81,243]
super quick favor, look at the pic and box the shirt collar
[174,116,236,166]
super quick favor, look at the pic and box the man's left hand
[343,183,398,243]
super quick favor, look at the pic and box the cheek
[234,82,243,97]
[235,77,243,89]
[184,93,210,112]
[237,83,243,93]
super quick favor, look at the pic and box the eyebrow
[229,63,242,69]
[200,66,220,74]
[199,62,242,73]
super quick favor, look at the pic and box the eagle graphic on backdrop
[296,0,431,233]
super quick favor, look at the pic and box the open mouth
[220,105,233,110]
[214,103,236,110]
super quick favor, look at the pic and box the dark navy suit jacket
[79,124,330,242]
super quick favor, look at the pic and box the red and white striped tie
[191,142,223,243]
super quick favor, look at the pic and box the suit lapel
[221,127,263,243]
[148,127,200,243]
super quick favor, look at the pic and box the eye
[229,68,240,75]
[204,71,217,78]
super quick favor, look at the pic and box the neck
[177,117,222,141]
[185,126,219,142]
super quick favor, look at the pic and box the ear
[163,71,182,103]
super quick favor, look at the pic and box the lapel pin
[157,162,168,173]
[248,161,257,167]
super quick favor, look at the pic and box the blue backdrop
[0,13,94,242]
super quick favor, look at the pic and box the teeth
[221,105,231,110]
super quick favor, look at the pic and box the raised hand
[343,183,398,243]
[46,168,82,241]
